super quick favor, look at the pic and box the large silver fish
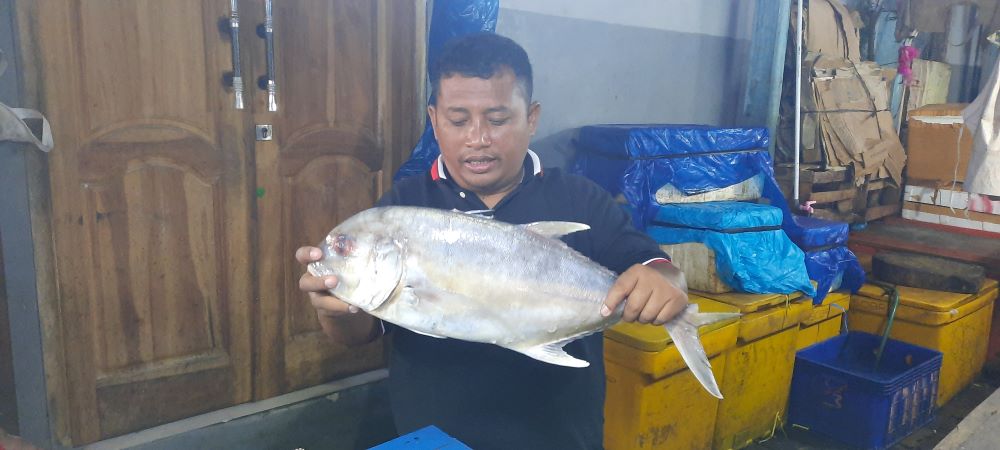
[308,206,739,398]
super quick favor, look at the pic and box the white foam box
[902,201,1000,233]
[658,243,732,294]
[904,184,1000,215]
[655,173,764,205]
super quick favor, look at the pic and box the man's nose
[465,119,492,148]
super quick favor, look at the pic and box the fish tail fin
[663,303,741,399]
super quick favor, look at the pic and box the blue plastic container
[370,426,471,450]
[789,332,943,450]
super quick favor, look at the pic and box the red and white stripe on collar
[430,149,544,181]
[642,257,673,266]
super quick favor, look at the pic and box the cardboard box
[907,60,952,111]
[806,0,861,62]
[906,104,974,184]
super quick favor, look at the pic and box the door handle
[228,0,244,109]
[257,0,277,112]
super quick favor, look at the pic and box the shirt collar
[429,149,544,181]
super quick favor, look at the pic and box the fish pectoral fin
[354,238,404,312]
[519,343,590,368]
[520,221,590,239]
[409,328,447,339]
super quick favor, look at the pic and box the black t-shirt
[375,152,666,449]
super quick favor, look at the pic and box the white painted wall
[495,0,755,168]
[500,0,751,38]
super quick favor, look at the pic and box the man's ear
[427,105,440,141]
[527,101,541,137]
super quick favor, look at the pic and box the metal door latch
[256,124,273,141]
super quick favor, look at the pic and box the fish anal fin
[519,343,590,368]
[521,221,590,239]
[410,329,447,339]
[664,304,740,399]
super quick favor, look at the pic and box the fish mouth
[463,156,498,174]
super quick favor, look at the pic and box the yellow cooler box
[796,292,851,350]
[849,279,999,406]
[604,295,741,450]
[696,291,810,450]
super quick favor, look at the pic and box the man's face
[428,69,540,200]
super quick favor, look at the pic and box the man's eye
[450,120,467,127]
[489,118,509,126]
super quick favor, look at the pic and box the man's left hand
[601,262,689,325]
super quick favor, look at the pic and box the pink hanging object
[898,45,920,86]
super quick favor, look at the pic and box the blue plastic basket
[369,426,471,449]
[789,332,943,450]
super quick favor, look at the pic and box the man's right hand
[296,246,379,346]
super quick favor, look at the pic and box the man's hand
[296,246,358,316]
[296,246,379,346]
[601,262,689,325]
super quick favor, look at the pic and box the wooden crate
[775,164,900,223]
[775,164,857,222]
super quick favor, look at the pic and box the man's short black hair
[429,33,533,106]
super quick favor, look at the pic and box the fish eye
[333,234,354,256]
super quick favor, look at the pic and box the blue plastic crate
[789,332,943,450]
[369,426,471,450]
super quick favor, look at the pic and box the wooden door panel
[283,155,379,336]
[276,0,378,133]
[77,0,213,132]
[84,161,222,370]
[30,0,253,444]
[254,0,421,399]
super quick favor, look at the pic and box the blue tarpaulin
[786,215,850,250]
[649,201,782,231]
[805,246,866,303]
[648,226,817,296]
[573,124,782,230]
[394,0,499,181]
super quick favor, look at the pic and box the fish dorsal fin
[352,238,404,312]
[521,221,590,239]
[518,343,590,368]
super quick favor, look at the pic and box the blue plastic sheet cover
[394,0,499,181]
[576,124,769,158]
[786,215,850,250]
[575,124,769,194]
[572,124,783,229]
[649,202,783,231]
[646,226,817,296]
[805,246,865,304]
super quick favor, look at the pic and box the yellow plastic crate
[695,291,808,450]
[604,295,741,450]
[796,292,851,350]
[848,279,998,406]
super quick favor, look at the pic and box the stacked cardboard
[780,0,907,187]
[808,56,906,185]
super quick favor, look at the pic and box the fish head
[308,218,404,313]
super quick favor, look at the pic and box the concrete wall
[495,0,755,168]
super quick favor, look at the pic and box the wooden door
[27,0,254,444]
[251,0,422,399]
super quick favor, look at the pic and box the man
[295,33,688,449]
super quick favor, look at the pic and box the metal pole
[794,0,804,206]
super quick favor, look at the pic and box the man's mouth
[464,157,497,174]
